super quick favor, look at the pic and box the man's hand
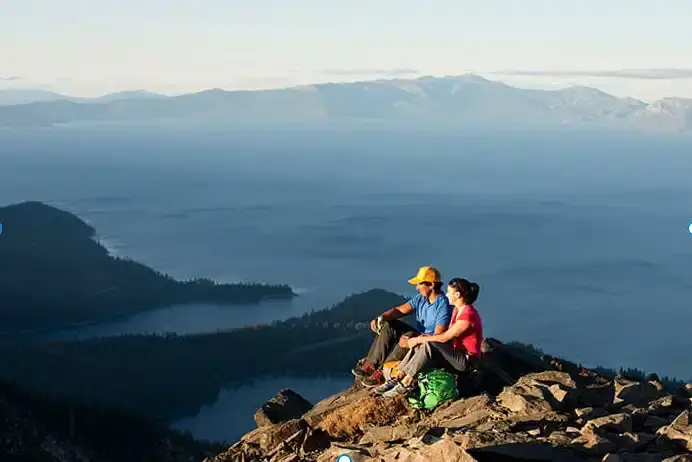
[399,335,410,349]
[407,336,421,348]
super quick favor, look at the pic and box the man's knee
[379,320,399,336]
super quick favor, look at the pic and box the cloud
[322,68,419,77]
[0,76,23,81]
[494,69,692,80]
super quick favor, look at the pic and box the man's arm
[381,301,413,321]
[370,301,414,332]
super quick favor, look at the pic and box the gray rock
[571,432,617,456]
[359,424,422,445]
[576,407,609,419]
[439,409,496,430]
[662,455,692,462]
[614,377,665,407]
[431,394,492,422]
[254,389,313,428]
[583,413,634,434]
[657,410,692,452]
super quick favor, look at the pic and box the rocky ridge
[208,338,692,462]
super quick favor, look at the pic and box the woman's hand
[407,336,421,348]
[399,335,410,348]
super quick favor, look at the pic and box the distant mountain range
[1,75,691,132]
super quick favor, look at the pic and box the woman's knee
[422,342,434,356]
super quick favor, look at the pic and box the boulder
[359,424,423,445]
[657,410,692,452]
[378,438,478,462]
[497,371,579,414]
[613,377,665,407]
[571,431,618,457]
[547,430,575,446]
[647,394,688,418]
[583,413,633,434]
[497,383,555,414]
[428,394,498,430]
[439,409,497,430]
[253,389,314,428]
[575,407,609,420]
[578,381,616,409]
[430,394,492,422]
[662,456,692,462]
[456,429,535,449]
[300,427,331,456]
[241,418,305,453]
[475,410,569,436]
[208,419,308,461]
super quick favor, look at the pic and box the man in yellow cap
[353,266,452,387]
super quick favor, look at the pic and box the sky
[2,0,692,101]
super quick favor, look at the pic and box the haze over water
[1,123,691,382]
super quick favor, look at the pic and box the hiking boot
[351,360,375,378]
[373,378,399,395]
[382,382,415,398]
[361,370,385,388]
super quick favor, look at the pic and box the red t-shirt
[451,304,483,358]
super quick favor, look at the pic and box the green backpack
[407,369,459,410]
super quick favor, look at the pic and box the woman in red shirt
[376,277,483,397]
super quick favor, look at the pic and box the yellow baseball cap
[408,266,442,285]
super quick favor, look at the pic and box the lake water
[172,375,354,443]
[42,300,299,341]
[1,125,691,378]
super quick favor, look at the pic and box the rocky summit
[208,338,692,462]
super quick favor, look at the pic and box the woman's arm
[410,319,470,346]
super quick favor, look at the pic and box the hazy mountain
[0,88,69,106]
[87,89,169,103]
[0,89,168,106]
[1,75,690,132]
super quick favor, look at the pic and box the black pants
[364,319,421,369]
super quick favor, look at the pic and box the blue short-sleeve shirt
[407,292,452,334]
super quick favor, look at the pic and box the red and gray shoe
[351,359,375,378]
[361,370,385,388]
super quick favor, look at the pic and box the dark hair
[448,278,480,304]
[422,281,444,293]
